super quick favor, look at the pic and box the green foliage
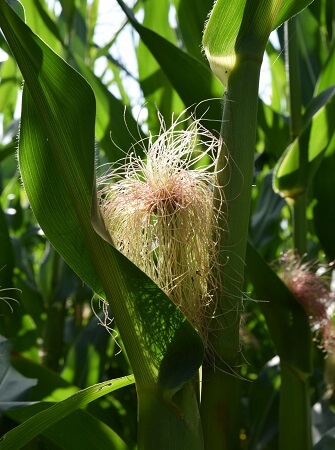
[0,0,335,449]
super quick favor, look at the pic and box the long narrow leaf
[7,406,130,450]
[0,376,134,449]
[273,89,335,198]
[115,0,222,119]
[246,241,311,373]
[0,0,203,391]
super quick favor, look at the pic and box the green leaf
[116,0,222,114]
[203,0,314,86]
[11,355,136,447]
[11,356,79,402]
[0,143,16,163]
[248,359,280,449]
[257,99,289,160]
[0,18,206,449]
[0,375,134,449]
[172,0,213,61]
[0,4,206,446]
[274,0,316,29]
[313,132,335,260]
[0,339,37,407]
[315,40,335,95]
[58,0,76,27]
[303,85,335,124]
[6,406,130,450]
[273,87,335,198]
[68,1,88,60]
[0,120,20,163]
[87,0,99,48]
[0,203,15,290]
[294,7,326,106]
[20,0,63,52]
[60,311,112,388]
[137,0,183,133]
[250,172,285,250]
[0,0,204,393]
[246,244,312,450]
[265,40,287,113]
[4,0,24,21]
[74,58,145,162]
[0,56,21,126]
[246,241,312,374]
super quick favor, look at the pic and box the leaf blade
[0,0,204,391]
[0,376,135,449]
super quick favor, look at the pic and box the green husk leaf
[0,0,204,391]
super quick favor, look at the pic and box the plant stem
[201,58,262,450]
[279,364,312,450]
[292,193,307,255]
[200,370,241,450]
[42,250,66,371]
[280,20,312,450]
[285,18,303,141]
[138,382,203,450]
[285,18,307,255]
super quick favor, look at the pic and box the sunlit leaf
[0,56,21,126]
[273,87,335,198]
[20,0,63,52]
[116,0,222,119]
[315,40,335,95]
[0,0,203,398]
[0,14,204,448]
[137,0,183,133]
[75,58,145,161]
[172,0,213,61]
[265,40,287,113]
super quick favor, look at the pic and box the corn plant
[0,0,335,449]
